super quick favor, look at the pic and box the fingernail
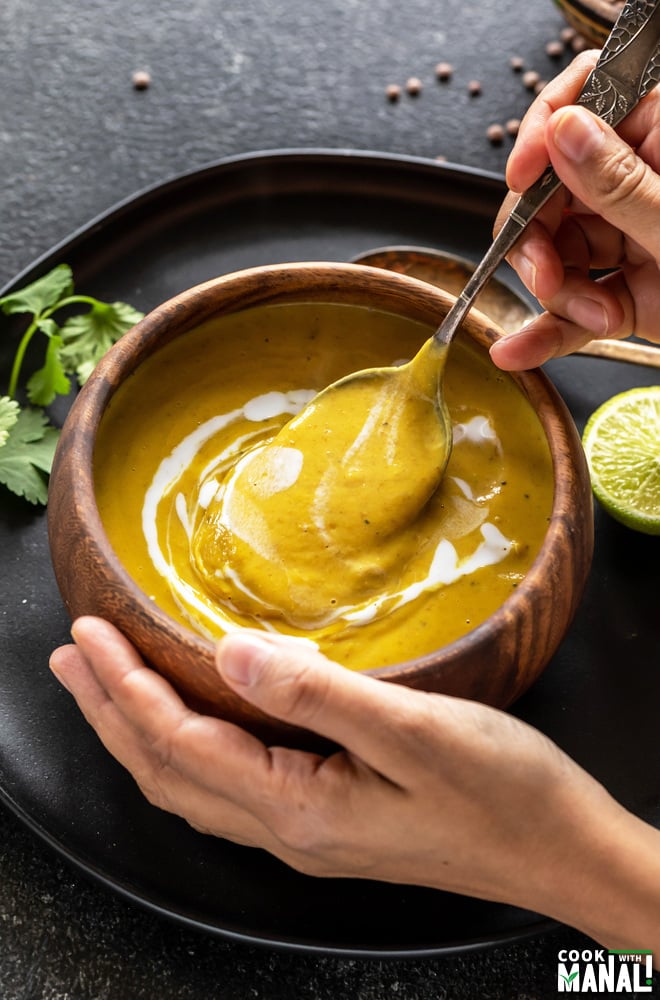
[566,295,609,335]
[218,632,272,687]
[552,107,604,163]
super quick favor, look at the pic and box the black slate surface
[1,1,658,998]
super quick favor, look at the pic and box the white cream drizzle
[343,522,512,624]
[141,396,514,638]
[453,414,499,445]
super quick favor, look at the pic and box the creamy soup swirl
[94,303,553,671]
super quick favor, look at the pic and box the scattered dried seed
[571,34,590,52]
[486,123,505,144]
[560,25,576,42]
[522,69,541,90]
[132,70,151,90]
[406,76,423,95]
[534,79,548,95]
[506,118,521,137]
[435,61,453,81]
[467,79,482,96]
[435,154,448,162]
[385,83,401,101]
[545,39,564,58]
[509,55,525,72]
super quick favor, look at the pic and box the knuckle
[147,710,196,772]
[382,683,438,748]
[136,774,169,810]
[262,751,341,859]
[134,715,199,809]
[595,145,649,205]
[572,49,599,77]
[269,655,333,728]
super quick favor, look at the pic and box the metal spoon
[352,245,660,368]
[415,0,660,475]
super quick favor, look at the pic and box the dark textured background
[1,2,656,998]
[0,0,580,288]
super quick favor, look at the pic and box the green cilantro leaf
[0,264,74,317]
[59,300,143,384]
[36,317,61,338]
[1,264,143,507]
[26,334,71,406]
[0,396,20,446]
[0,407,60,505]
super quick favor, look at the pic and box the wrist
[529,784,660,963]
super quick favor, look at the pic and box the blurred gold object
[352,246,534,333]
[352,246,660,368]
[552,0,623,48]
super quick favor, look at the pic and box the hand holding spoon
[352,245,660,369]
[424,0,660,474]
[337,0,660,490]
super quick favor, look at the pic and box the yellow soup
[94,301,554,671]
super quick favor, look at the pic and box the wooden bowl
[552,0,623,47]
[48,262,594,747]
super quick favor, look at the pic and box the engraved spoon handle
[433,0,660,348]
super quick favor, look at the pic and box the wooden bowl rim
[52,261,591,681]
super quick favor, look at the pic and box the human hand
[49,617,660,957]
[490,51,660,371]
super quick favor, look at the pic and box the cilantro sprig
[0,264,143,505]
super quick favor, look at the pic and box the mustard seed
[506,118,520,137]
[132,70,151,90]
[545,39,564,58]
[435,62,453,81]
[406,76,423,96]
[571,34,590,52]
[486,123,505,144]
[522,69,540,90]
[385,83,401,101]
[468,79,482,96]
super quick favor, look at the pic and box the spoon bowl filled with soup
[48,263,594,747]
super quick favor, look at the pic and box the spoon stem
[433,166,561,347]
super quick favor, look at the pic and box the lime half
[582,386,660,535]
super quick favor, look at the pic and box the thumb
[546,104,660,257]
[215,630,415,768]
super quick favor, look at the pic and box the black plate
[1,150,659,958]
